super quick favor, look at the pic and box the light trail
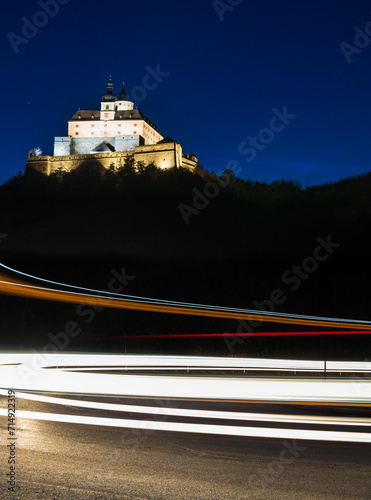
[1,408,371,443]
[2,390,370,427]
[0,355,370,403]
[125,330,371,339]
[0,262,371,329]
[0,354,370,373]
[1,355,370,443]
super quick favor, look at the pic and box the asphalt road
[1,396,371,500]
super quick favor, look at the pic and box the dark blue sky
[2,0,371,186]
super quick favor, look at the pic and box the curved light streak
[3,390,370,427]
[1,355,370,403]
[0,353,323,375]
[0,261,367,323]
[0,354,370,373]
[0,409,370,443]
[125,330,371,339]
[2,356,370,443]
[0,262,370,329]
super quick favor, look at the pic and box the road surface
[1,393,371,499]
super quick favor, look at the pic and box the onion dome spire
[102,76,117,102]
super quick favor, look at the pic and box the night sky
[2,0,371,186]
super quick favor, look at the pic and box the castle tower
[116,82,134,112]
[100,77,117,121]
[101,77,116,102]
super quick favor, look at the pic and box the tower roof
[102,76,117,102]
[119,82,129,101]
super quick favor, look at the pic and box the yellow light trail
[0,273,370,330]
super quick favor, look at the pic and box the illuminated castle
[26,78,199,176]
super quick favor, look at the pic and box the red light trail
[124,331,371,339]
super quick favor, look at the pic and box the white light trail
[0,408,370,443]
[0,355,370,403]
[0,354,370,374]
[2,390,370,427]
[1,355,370,443]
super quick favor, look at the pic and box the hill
[0,165,370,358]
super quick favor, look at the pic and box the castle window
[75,132,79,136]
[91,132,94,136]
[118,131,121,135]
[91,124,94,128]
[104,113,109,118]
[76,125,79,128]
[104,124,107,127]
[134,124,137,127]
[106,105,109,110]
[118,124,121,127]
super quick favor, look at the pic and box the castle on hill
[26,78,199,176]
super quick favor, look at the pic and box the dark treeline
[0,162,370,359]
[1,161,370,262]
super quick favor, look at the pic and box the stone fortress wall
[26,140,198,176]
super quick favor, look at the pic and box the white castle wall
[54,136,143,156]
